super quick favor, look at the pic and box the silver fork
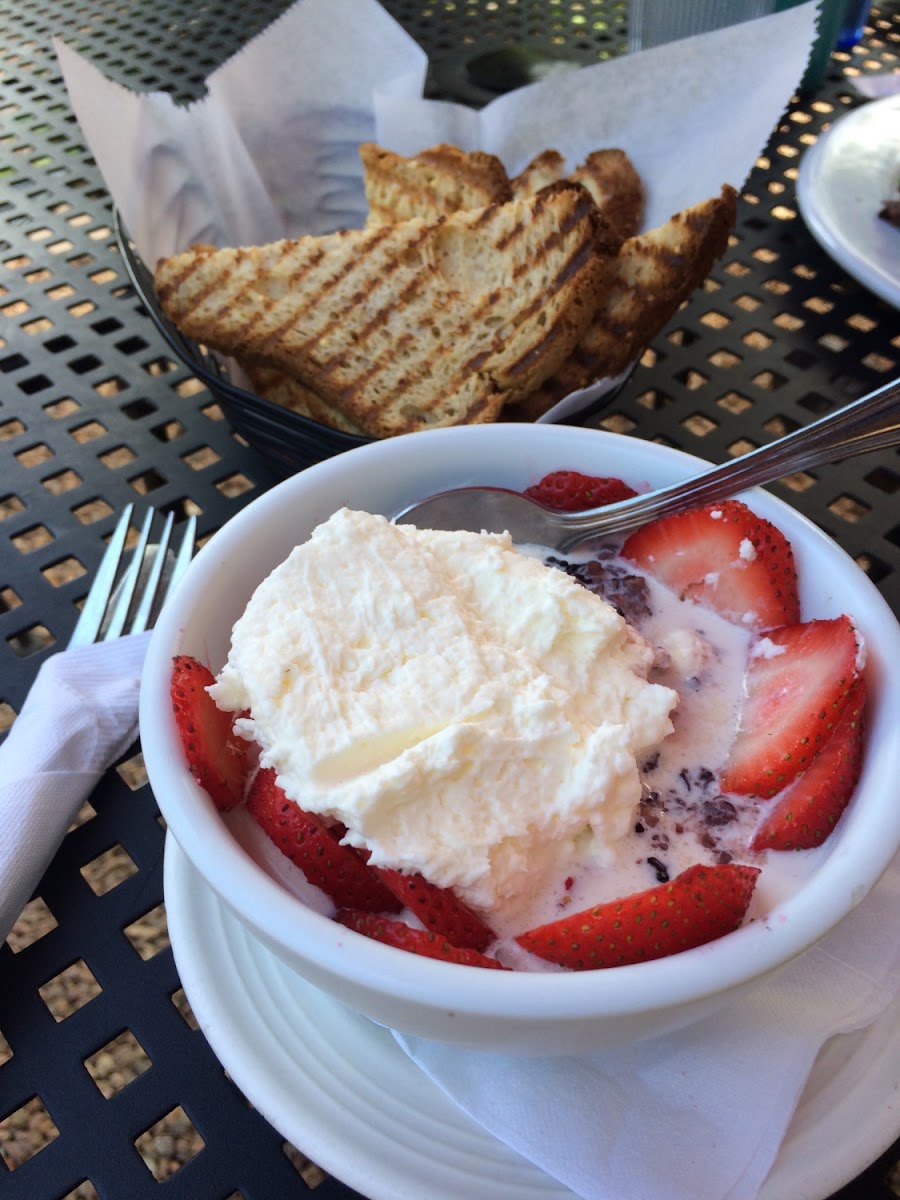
[68,504,197,647]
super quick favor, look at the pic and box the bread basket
[115,212,633,478]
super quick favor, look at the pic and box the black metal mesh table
[1,2,899,1197]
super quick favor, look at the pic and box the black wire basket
[115,212,634,478]
[115,212,372,478]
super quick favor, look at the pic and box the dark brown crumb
[647,855,670,882]
[702,797,738,827]
[547,554,652,625]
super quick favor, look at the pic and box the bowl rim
[139,423,900,1021]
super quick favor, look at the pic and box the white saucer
[796,94,900,309]
[165,837,900,1200]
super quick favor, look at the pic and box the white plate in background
[797,95,900,309]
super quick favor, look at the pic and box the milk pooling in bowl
[209,507,677,928]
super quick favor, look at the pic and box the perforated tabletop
[1,2,899,1197]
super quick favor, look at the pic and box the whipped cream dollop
[210,509,677,918]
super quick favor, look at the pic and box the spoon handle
[557,375,900,551]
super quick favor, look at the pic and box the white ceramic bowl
[139,424,900,1056]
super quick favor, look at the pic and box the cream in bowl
[139,423,900,1055]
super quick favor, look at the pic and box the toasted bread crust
[570,149,645,241]
[508,185,738,420]
[155,183,616,438]
[360,142,512,227]
[242,363,369,435]
[511,148,644,243]
[510,149,565,197]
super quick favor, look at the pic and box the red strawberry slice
[246,768,402,913]
[366,863,495,952]
[721,615,862,798]
[523,470,638,512]
[620,499,800,629]
[337,910,509,969]
[751,676,866,851]
[516,862,760,970]
[171,654,252,812]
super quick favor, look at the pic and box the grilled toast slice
[241,363,369,436]
[360,142,512,226]
[570,149,644,241]
[510,149,565,197]
[508,184,738,420]
[155,181,619,438]
[370,143,644,243]
[510,148,644,241]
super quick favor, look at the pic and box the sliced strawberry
[523,471,638,512]
[171,654,252,812]
[620,499,800,629]
[246,768,402,913]
[366,863,495,952]
[337,910,509,969]
[516,862,760,970]
[751,676,867,851]
[721,615,862,798]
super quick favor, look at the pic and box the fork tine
[167,514,197,595]
[129,511,174,636]
[122,511,197,636]
[68,504,135,648]
[102,507,155,641]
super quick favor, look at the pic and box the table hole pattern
[284,1142,329,1190]
[80,845,139,898]
[122,903,169,962]
[59,1184,99,1200]
[0,3,899,1200]
[170,988,198,1032]
[133,1106,205,1181]
[116,750,148,792]
[38,960,102,1022]
[0,1096,60,1171]
[6,896,57,953]
[69,800,96,831]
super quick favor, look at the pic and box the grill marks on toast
[355,143,735,419]
[570,149,645,242]
[317,187,607,432]
[510,149,566,197]
[155,183,612,438]
[242,364,369,435]
[361,142,511,227]
[508,184,738,420]
[256,223,432,367]
[155,141,735,434]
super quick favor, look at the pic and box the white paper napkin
[395,856,900,1200]
[0,633,150,943]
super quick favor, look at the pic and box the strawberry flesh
[620,498,800,629]
[751,676,866,851]
[516,862,760,970]
[721,615,861,798]
[337,910,509,969]
[246,767,402,913]
[170,654,252,812]
[523,470,638,512]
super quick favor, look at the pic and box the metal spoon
[392,376,900,556]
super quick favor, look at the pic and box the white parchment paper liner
[54,0,820,426]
